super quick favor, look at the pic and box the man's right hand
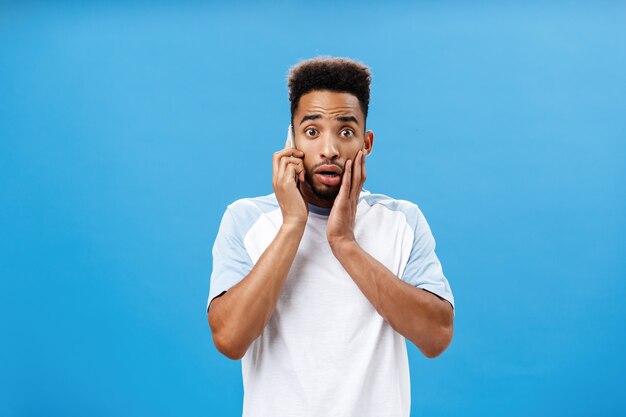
[272,139,308,227]
[210,140,309,360]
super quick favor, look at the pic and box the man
[207,57,454,417]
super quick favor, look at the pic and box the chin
[310,184,340,201]
[303,172,340,202]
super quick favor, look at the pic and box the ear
[362,130,374,156]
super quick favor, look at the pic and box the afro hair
[288,56,372,126]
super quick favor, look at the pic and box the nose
[319,134,339,160]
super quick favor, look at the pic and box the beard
[304,172,340,201]
[303,161,344,201]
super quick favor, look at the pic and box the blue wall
[1,1,624,416]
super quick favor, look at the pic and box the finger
[292,160,304,174]
[290,158,305,184]
[278,154,291,182]
[289,155,303,168]
[275,151,304,181]
[298,168,305,184]
[350,150,362,201]
[279,155,303,184]
[338,159,352,201]
[273,151,280,182]
[277,148,304,158]
[358,151,366,200]
[292,163,305,184]
[274,149,304,178]
[281,156,302,172]
[285,163,296,181]
[361,152,367,184]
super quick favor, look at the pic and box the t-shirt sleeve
[400,208,455,310]
[207,206,254,312]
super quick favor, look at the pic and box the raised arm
[327,151,454,358]
[331,242,454,358]
[208,145,308,360]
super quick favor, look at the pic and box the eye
[305,128,318,137]
[340,129,354,138]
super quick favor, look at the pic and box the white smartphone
[286,124,302,188]
[286,124,294,148]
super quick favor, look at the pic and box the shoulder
[219,193,279,236]
[226,193,279,216]
[359,190,423,228]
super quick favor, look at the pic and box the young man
[207,57,455,417]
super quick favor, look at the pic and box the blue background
[1,1,625,416]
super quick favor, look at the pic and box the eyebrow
[299,114,360,125]
[336,115,359,124]
[299,114,321,125]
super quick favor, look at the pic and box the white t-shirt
[207,190,454,417]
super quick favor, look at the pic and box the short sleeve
[207,207,254,312]
[400,209,455,310]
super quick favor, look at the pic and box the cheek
[302,158,315,174]
[296,145,316,168]
[340,142,362,159]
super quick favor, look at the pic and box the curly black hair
[288,56,372,128]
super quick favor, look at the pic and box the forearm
[209,222,305,359]
[331,240,454,358]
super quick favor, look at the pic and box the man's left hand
[327,150,366,250]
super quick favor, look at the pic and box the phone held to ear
[286,124,301,188]
[286,124,294,148]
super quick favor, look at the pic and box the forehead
[296,90,363,123]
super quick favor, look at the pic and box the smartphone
[286,124,301,188]
[286,124,294,148]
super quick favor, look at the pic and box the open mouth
[314,164,343,176]
[314,164,343,187]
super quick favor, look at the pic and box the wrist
[329,237,358,257]
[280,220,307,235]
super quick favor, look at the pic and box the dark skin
[208,90,454,360]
